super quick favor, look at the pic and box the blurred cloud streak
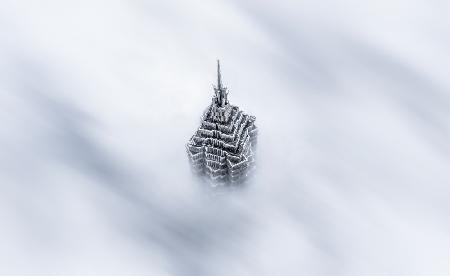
[1,0,450,275]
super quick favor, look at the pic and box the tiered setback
[186,103,257,185]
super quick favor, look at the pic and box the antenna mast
[215,60,228,107]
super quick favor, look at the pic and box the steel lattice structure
[186,61,258,185]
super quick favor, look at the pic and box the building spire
[214,59,228,107]
[217,59,222,90]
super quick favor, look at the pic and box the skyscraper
[186,61,258,186]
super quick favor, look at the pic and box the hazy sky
[1,0,450,275]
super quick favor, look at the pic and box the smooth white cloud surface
[1,0,450,275]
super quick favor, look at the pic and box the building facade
[186,61,258,185]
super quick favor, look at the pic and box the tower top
[214,60,228,107]
[217,60,223,90]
